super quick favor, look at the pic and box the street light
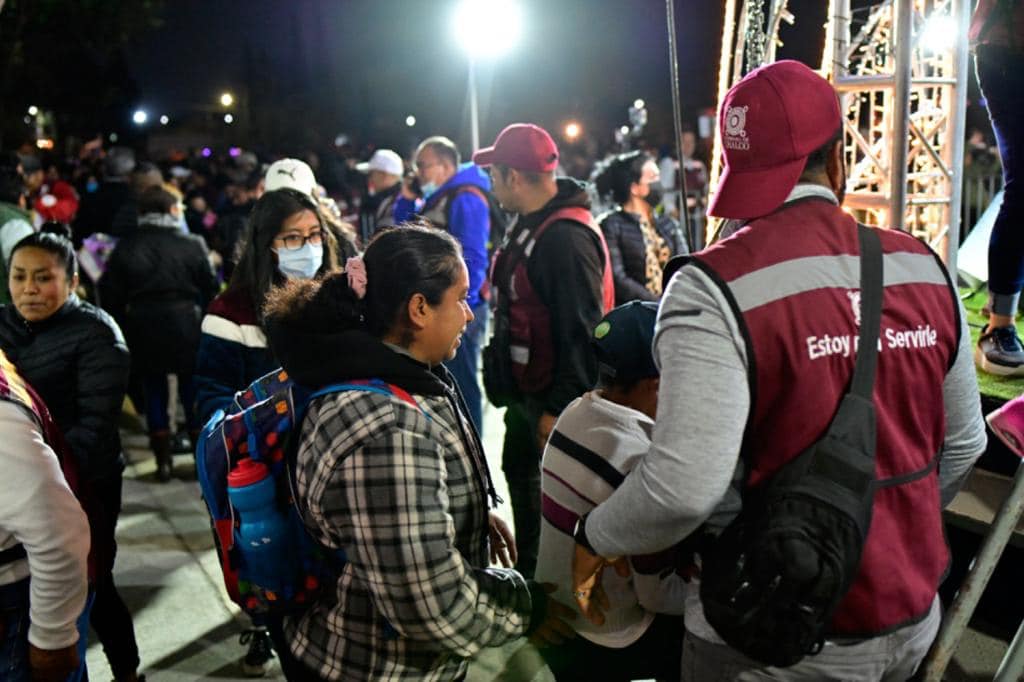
[564,122,581,141]
[133,109,148,125]
[453,0,522,151]
[159,115,170,125]
[224,113,234,124]
[406,115,417,127]
[220,92,235,107]
[27,105,38,116]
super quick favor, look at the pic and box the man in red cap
[473,123,614,578]
[570,60,985,679]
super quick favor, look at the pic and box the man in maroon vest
[570,61,987,680]
[474,123,615,578]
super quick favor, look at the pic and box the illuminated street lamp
[133,109,148,125]
[224,113,234,124]
[159,115,170,125]
[406,115,417,127]
[564,121,581,141]
[453,0,521,151]
[220,92,235,107]
[27,105,38,116]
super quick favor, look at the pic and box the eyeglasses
[274,231,323,251]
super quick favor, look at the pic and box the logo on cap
[724,105,750,151]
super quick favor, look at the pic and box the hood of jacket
[265,318,450,398]
[424,163,492,211]
[519,176,592,228]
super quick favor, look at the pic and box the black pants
[539,613,685,682]
[501,400,543,579]
[89,472,140,679]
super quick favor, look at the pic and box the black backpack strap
[0,543,27,566]
[849,224,883,400]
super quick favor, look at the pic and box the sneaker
[239,628,275,677]
[976,325,1024,376]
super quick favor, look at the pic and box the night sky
[127,0,833,154]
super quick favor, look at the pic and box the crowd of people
[0,19,1008,682]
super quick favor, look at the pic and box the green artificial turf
[961,287,1024,401]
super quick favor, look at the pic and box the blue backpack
[195,368,424,616]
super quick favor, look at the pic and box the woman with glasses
[193,187,342,676]
[101,184,218,482]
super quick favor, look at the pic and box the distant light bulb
[159,115,169,125]
[27,105,38,116]
[406,115,417,127]
[633,99,645,109]
[565,122,581,140]
[220,92,235,107]
[224,113,234,124]
[132,110,148,125]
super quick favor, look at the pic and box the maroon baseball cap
[708,60,841,220]
[472,123,559,172]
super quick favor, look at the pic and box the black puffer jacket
[100,216,219,374]
[598,209,688,305]
[0,295,130,480]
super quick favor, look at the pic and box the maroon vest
[493,206,615,395]
[694,198,957,635]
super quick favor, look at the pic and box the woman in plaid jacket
[263,224,560,680]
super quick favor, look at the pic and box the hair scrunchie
[345,256,367,299]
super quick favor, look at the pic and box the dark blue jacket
[394,164,492,309]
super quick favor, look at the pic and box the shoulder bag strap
[849,224,884,399]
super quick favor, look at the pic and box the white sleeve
[0,219,35,264]
[0,402,89,650]
[586,265,750,556]
[937,297,987,506]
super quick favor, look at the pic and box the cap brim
[355,162,370,173]
[708,156,807,221]
[471,146,497,167]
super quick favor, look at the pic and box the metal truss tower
[710,0,970,271]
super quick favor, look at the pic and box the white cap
[264,158,318,197]
[356,149,404,177]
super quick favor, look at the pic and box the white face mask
[275,242,324,279]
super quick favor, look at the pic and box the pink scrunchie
[345,256,368,299]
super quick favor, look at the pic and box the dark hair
[10,222,77,279]
[591,151,648,205]
[801,126,844,177]
[417,136,461,168]
[262,222,463,342]
[226,188,340,317]
[137,185,179,215]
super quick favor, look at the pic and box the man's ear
[826,138,845,196]
[406,292,430,331]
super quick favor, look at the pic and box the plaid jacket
[283,386,533,680]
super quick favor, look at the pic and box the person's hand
[488,511,517,568]
[536,412,557,451]
[528,583,577,648]
[29,643,79,682]
[571,543,630,626]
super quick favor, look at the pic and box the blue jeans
[978,45,1024,313]
[0,579,90,682]
[0,578,30,681]
[143,373,198,433]
[444,302,488,435]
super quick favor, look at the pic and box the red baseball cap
[472,123,559,172]
[708,60,841,220]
